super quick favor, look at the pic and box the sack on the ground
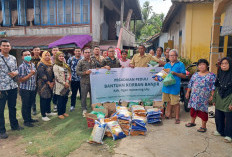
[104,116,126,140]
[88,120,106,144]
[163,73,176,86]
[60,87,70,96]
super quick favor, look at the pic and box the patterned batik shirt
[18,61,37,91]
[31,56,41,69]
[67,56,82,81]
[76,58,101,85]
[0,53,18,90]
[101,57,121,68]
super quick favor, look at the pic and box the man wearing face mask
[18,50,38,127]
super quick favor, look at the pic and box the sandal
[165,116,170,119]
[185,123,196,127]
[224,136,232,143]
[197,127,207,133]
[175,119,180,124]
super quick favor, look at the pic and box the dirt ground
[1,105,232,157]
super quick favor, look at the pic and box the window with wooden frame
[17,0,27,26]
[33,0,90,26]
[1,0,11,26]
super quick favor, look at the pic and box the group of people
[0,39,231,144]
[184,57,232,143]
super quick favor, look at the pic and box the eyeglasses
[169,55,177,57]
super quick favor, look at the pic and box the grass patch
[4,95,117,157]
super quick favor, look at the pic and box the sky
[139,0,172,15]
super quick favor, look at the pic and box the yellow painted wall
[184,3,213,62]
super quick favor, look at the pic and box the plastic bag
[131,105,146,116]
[163,73,176,86]
[95,105,105,109]
[90,111,105,119]
[116,105,132,121]
[152,69,168,81]
[104,116,126,140]
[88,120,106,144]
[147,108,162,124]
[141,98,153,106]
[128,102,139,108]
[148,60,159,67]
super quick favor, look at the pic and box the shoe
[24,122,34,127]
[42,116,51,121]
[11,126,24,131]
[70,106,75,112]
[46,112,57,116]
[53,105,57,112]
[32,110,37,115]
[58,115,65,119]
[63,113,69,117]
[82,110,87,117]
[213,130,221,136]
[30,119,39,123]
[224,136,232,143]
[0,132,8,139]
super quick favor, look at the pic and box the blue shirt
[18,61,37,91]
[162,61,186,95]
[0,53,18,90]
[67,56,82,81]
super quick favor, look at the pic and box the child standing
[185,59,216,132]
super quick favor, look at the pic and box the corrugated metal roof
[0,36,63,48]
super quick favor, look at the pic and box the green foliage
[131,1,164,42]
[178,56,197,75]
[178,56,192,67]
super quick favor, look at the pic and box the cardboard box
[153,101,164,109]
[85,113,98,128]
[91,103,103,109]
[121,101,128,107]
[144,106,153,111]
[103,102,116,116]
[93,108,108,117]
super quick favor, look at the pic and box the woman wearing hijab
[37,51,57,121]
[53,52,71,119]
[213,57,232,143]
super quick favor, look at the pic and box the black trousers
[53,94,58,105]
[20,89,36,123]
[215,109,232,138]
[40,97,52,117]
[71,81,81,107]
[0,88,19,133]
[57,95,68,116]
[31,88,37,111]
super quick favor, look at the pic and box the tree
[131,1,164,42]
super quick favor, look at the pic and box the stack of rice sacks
[130,105,147,136]
[146,108,162,124]
[116,105,132,136]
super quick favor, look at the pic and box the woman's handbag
[60,87,70,96]
[58,68,70,96]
